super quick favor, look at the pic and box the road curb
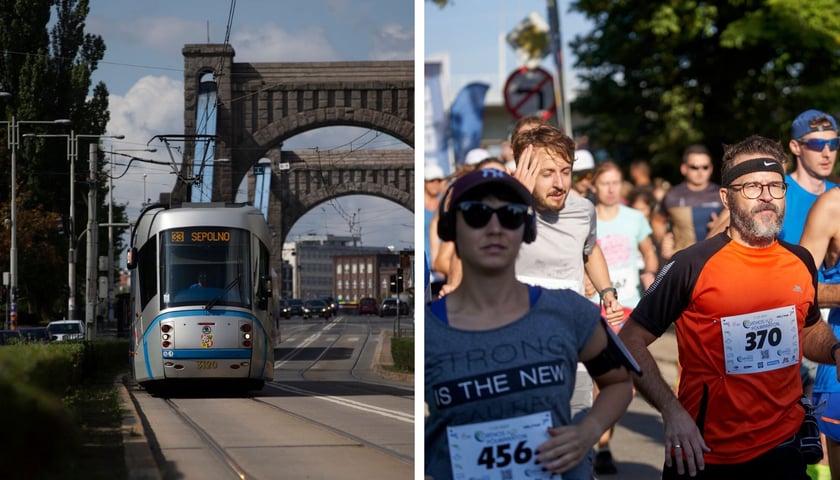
[373,330,414,384]
[118,380,161,480]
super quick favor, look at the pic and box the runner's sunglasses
[797,138,840,152]
[456,201,531,230]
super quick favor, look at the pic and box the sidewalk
[118,378,161,480]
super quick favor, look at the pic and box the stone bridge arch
[176,44,414,260]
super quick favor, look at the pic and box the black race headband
[721,157,785,187]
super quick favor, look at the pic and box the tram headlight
[162,333,170,341]
[244,332,251,340]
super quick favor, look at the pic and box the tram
[127,202,275,391]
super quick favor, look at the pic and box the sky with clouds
[84,0,414,251]
[425,0,591,107]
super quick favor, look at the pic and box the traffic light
[0,286,7,304]
[389,274,398,293]
[396,268,404,293]
[56,215,67,236]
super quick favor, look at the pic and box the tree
[0,0,128,322]
[568,0,840,182]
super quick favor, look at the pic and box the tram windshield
[159,227,252,309]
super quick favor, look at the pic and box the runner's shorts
[812,391,840,442]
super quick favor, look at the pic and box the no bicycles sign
[503,66,556,120]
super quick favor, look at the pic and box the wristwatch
[831,342,840,362]
[599,287,618,300]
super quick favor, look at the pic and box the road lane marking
[266,382,413,423]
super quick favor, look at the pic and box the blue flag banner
[425,60,451,176]
[449,82,490,165]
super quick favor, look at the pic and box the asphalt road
[597,329,678,480]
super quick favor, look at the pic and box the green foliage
[0,372,80,480]
[0,342,84,396]
[82,338,130,382]
[569,0,840,182]
[0,339,130,478]
[0,1,128,322]
[390,335,414,371]
[427,0,450,8]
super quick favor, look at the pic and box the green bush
[0,343,84,397]
[0,365,80,479]
[390,336,414,371]
[82,339,130,382]
[0,339,131,478]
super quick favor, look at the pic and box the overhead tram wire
[1,49,182,74]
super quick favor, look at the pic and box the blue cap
[792,109,837,139]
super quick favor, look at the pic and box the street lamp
[23,132,124,320]
[1,116,71,329]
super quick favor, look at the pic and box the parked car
[358,297,378,315]
[288,299,305,317]
[18,326,51,344]
[379,298,409,317]
[278,299,292,319]
[304,299,330,319]
[47,320,86,342]
[320,297,337,316]
[0,330,22,345]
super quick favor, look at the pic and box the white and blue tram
[127,203,275,391]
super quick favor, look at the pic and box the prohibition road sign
[503,66,556,120]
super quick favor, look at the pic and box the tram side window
[138,241,157,310]
[255,241,270,310]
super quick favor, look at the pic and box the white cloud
[88,16,207,54]
[369,23,414,61]
[106,75,184,220]
[232,25,341,62]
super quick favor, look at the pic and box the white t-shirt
[516,194,596,295]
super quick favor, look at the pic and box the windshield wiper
[205,275,242,311]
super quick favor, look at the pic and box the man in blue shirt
[783,109,839,244]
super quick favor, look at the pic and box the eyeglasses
[688,164,711,171]
[727,181,787,199]
[797,138,840,152]
[456,201,531,230]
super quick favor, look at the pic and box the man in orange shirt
[620,135,840,479]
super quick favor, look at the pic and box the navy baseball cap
[437,168,537,242]
[440,168,534,215]
[792,109,838,139]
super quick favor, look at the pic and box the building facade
[283,234,393,300]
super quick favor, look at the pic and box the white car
[47,320,85,342]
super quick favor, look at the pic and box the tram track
[295,315,375,381]
[162,397,255,479]
[251,392,414,463]
[128,312,414,478]
[160,393,412,479]
[275,315,409,391]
